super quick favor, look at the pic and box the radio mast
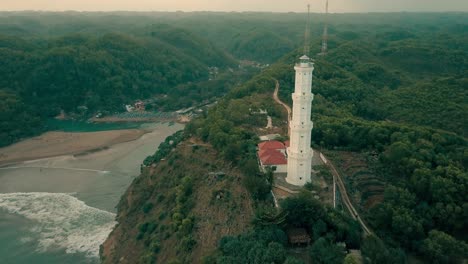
[303,4,311,56]
[320,0,329,55]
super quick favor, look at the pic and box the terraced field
[327,151,385,210]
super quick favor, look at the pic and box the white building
[286,55,314,186]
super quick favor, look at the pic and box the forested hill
[2,12,467,64]
[272,20,468,137]
[0,25,236,147]
[148,25,236,68]
[101,12,467,264]
[189,19,467,264]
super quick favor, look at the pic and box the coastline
[0,122,185,262]
[0,129,151,167]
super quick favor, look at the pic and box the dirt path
[266,116,273,129]
[273,79,292,136]
[324,155,373,235]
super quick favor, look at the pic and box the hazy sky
[1,0,467,12]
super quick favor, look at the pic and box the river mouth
[0,122,184,263]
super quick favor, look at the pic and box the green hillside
[0,11,466,264]
[184,14,468,263]
[0,25,238,147]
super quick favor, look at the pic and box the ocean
[0,122,183,264]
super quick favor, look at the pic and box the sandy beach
[0,129,148,166]
[0,122,184,263]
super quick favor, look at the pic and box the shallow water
[0,123,183,264]
[45,119,145,132]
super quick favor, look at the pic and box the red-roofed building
[258,140,288,173]
[258,140,285,151]
[259,149,287,165]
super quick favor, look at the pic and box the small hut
[287,228,311,246]
[134,100,145,111]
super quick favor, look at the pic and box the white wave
[0,192,116,258]
[19,236,34,243]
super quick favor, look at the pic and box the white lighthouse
[286,55,314,186]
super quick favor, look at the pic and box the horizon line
[0,10,467,14]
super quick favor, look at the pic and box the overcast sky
[1,0,467,12]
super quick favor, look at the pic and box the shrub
[142,202,154,213]
[157,194,165,202]
[158,212,167,220]
[150,240,161,254]
[180,235,197,252]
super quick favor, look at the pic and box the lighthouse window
[300,163,303,166]
[302,93,305,95]
[301,136,304,138]
[300,177,303,180]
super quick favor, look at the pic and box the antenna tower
[303,4,311,56]
[320,0,329,55]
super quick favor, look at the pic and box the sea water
[0,123,184,264]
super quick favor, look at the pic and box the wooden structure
[134,100,145,111]
[287,228,311,246]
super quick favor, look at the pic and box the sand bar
[0,129,148,166]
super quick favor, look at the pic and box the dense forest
[0,21,244,146]
[1,11,467,263]
[184,12,467,264]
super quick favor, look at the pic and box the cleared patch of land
[327,151,384,210]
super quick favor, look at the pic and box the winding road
[273,79,292,136]
[272,78,372,236]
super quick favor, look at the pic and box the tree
[243,173,271,200]
[217,228,288,263]
[420,230,468,264]
[383,141,412,176]
[325,210,362,248]
[280,191,326,229]
[224,142,242,163]
[310,237,345,264]
[284,257,305,264]
[361,235,406,264]
[264,242,287,263]
[343,254,360,264]
[312,219,328,241]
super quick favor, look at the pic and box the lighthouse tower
[286,55,314,186]
[286,5,314,186]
